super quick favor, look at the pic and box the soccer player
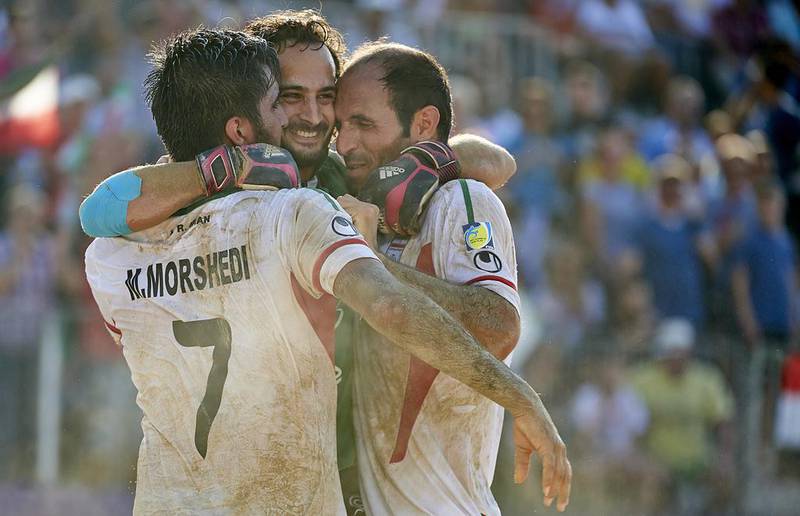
[78,9,522,510]
[84,27,567,514]
[333,41,571,514]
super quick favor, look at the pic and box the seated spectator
[631,155,717,329]
[631,318,735,514]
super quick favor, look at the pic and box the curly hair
[145,28,280,161]
[245,9,347,78]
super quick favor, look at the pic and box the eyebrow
[349,114,374,124]
[280,84,337,93]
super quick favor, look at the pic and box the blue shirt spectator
[734,225,797,337]
[733,181,799,345]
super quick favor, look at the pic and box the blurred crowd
[1,0,799,514]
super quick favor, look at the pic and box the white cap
[654,318,695,357]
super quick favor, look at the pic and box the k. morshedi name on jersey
[124,244,251,301]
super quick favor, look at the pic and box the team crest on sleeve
[332,216,359,237]
[462,221,494,251]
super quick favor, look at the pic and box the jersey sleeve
[430,179,520,312]
[84,242,123,346]
[277,189,379,298]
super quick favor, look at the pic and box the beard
[282,121,333,172]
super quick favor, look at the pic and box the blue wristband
[79,170,142,237]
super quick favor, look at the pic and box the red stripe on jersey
[104,320,122,335]
[290,274,337,365]
[391,243,441,463]
[465,275,517,291]
[312,238,368,294]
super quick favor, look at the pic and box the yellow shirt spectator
[630,361,734,476]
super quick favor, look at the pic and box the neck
[300,165,317,183]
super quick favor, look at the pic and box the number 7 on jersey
[172,318,232,458]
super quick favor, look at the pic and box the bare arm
[333,258,571,510]
[126,162,205,232]
[451,133,516,190]
[380,255,519,359]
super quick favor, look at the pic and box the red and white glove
[357,141,461,236]
[195,143,299,196]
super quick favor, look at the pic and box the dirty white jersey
[85,189,377,515]
[353,179,520,515]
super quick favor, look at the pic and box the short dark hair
[145,28,280,161]
[245,10,347,78]
[345,41,453,142]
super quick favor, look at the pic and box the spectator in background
[534,238,606,352]
[711,0,769,60]
[575,0,656,58]
[579,125,646,275]
[570,349,659,514]
[449,74,486,136]
[613,278,657,358]
[711,0,771,90]
[559,60,610,161]
[732,181,798,452]
[709,133,758,280]
[507,77,568,285]
[630,154,717,330]
[0,185,59,482]
[749,39,800,241]
[631,318,735,514]
[639,76,716,168]
[525,238,606,405]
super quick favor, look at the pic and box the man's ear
[224,116,255,145]
[410,105,440,141]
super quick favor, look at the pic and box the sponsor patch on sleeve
[462,221,494,251]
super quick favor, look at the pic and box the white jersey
[85,189,377,515]
[353,180,520,515]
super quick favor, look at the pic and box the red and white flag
[0,64,60,155]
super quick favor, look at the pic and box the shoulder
[430,179,506,216]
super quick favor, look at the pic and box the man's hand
[338,194,379,250]
[357,141,460,237]
[195,143,299,196]
[512,406,572,512]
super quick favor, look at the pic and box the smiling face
[334,64,412,192]
[277,43,337,180]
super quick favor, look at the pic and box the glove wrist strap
[195,145,236,197]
